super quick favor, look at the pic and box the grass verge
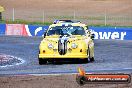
[0,19,132,27]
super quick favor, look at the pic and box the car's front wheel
[38,50,48,65]
[89,57,94,62]
[82,58,88,63]
[88,46,94,62]
[38,58,47,65]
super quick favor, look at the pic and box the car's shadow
[45,60,93,65]
[38,58,94,65]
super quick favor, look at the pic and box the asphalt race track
[0,36,132,75]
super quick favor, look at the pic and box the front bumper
[39,54,87,59]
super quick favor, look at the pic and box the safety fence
[2,8,132,26]
[0,24,132,40]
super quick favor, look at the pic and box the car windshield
[47,26,85,36]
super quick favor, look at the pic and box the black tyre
[82,58,88,63]
[88,45,94,62]
[39,58,47,65]
[89,57,94,62]
[38,50,47,65]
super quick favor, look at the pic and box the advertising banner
[25,25,132,40]
[0,24,6,35]
[6,24,27,36]
[1,24,131,40]
[89,27,132,40]
[25,25,48,36]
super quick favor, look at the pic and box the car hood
[43,35,88,42]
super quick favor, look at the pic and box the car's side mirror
[91,34,94,40]
[86,30,91,37]
[86,30,89,33]
[86,26,89,30]
[43,32,47,38]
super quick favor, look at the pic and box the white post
[74,11,75,20]
[42,11,45,23]
[105,10,107,26]
[105,14,107,26]
[13,8,15,21]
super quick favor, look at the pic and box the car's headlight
[48,43,54,49]
[71,43,78,49]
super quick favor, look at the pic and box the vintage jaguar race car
[38,20,94,64]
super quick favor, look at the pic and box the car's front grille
[58,37,68,55]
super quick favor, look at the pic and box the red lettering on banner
[6,24,27,36]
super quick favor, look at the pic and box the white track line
[0,55,25,68]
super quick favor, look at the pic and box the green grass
[0,19,132,27]
[0,19,52,25]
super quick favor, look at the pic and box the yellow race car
[38,20,94,64]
